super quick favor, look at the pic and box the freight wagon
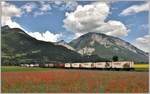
[65,63,71,68]
[71,63,80,68]
[94,62,107,69]
[39,63,53,68]
[80,62,94,69]
[54,63,65,68]
[20,64,39,67]
[111,61,134,70]
[21,61,134,71]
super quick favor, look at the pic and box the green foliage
[112,55,119,61]
[1,26,83,65]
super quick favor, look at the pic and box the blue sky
[107,1,148,42]
[1,1,149,52]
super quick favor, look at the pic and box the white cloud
[51,0,78,11]
[40,2,51,12]
[1,2,30,33]
[63,2,109,32]
[33,11,45,17]
[133,35,150,52]
[21,2,37,13]
[120,2,149,16]
[98,20,129,37]
[65,1,78,11]
[1,2,22,26]
[26,31,62,42]
[40,4,51,11]
[63,2,129,38]
[54,0,64,6]
[1,1,62,42]
[32,2,52,17]
[74,33,85,39]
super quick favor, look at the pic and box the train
[20,61,134,71]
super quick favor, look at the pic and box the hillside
[54,40,75,51]
[1,26,83,65]
[69,32,148,63]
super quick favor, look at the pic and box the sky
[1,0,149,52]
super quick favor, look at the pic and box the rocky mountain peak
[69,32,148,62]
[55,40,75,51]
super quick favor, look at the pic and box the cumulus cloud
[26,31,62,42]
[133,35,150,52]
[63,2,129,38]
[98,20,129,37]
[1,1,30,34]
[1,2,22,26]
[1,2,61,42]
[63,2,109,32]
[120,2,149,16]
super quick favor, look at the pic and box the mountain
[69,32,148,63]
[1,26,83,65]
[54,40,75,51]
[2,26,147,65]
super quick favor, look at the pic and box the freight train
[20,61,134,71]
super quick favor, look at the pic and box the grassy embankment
[1,63,149,72]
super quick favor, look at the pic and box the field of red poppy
[1,67,149,93]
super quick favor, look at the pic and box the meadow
[1,66,149,93]
[134,63,149,71]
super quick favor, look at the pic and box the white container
[44,64,49,67]
[94,62,106,68]
[30,64,34,67]
[48,64,54,67]
[80,63,93,68]
[112,61,133,68]
[65,63,71,68]
[34,64,39,67]
[71,63,80,68]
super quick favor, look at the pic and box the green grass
[134,68,149,71]
[1,66,55,72]
[1,65,149,72]
[133,64,149,71]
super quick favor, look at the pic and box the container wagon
[65,63,71,68]
[94,62,107,69]
[111,61,134,71]
[54,63,65,68]
[80,62,94,69]
[21,61,134,71]
[71,63,80,68]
